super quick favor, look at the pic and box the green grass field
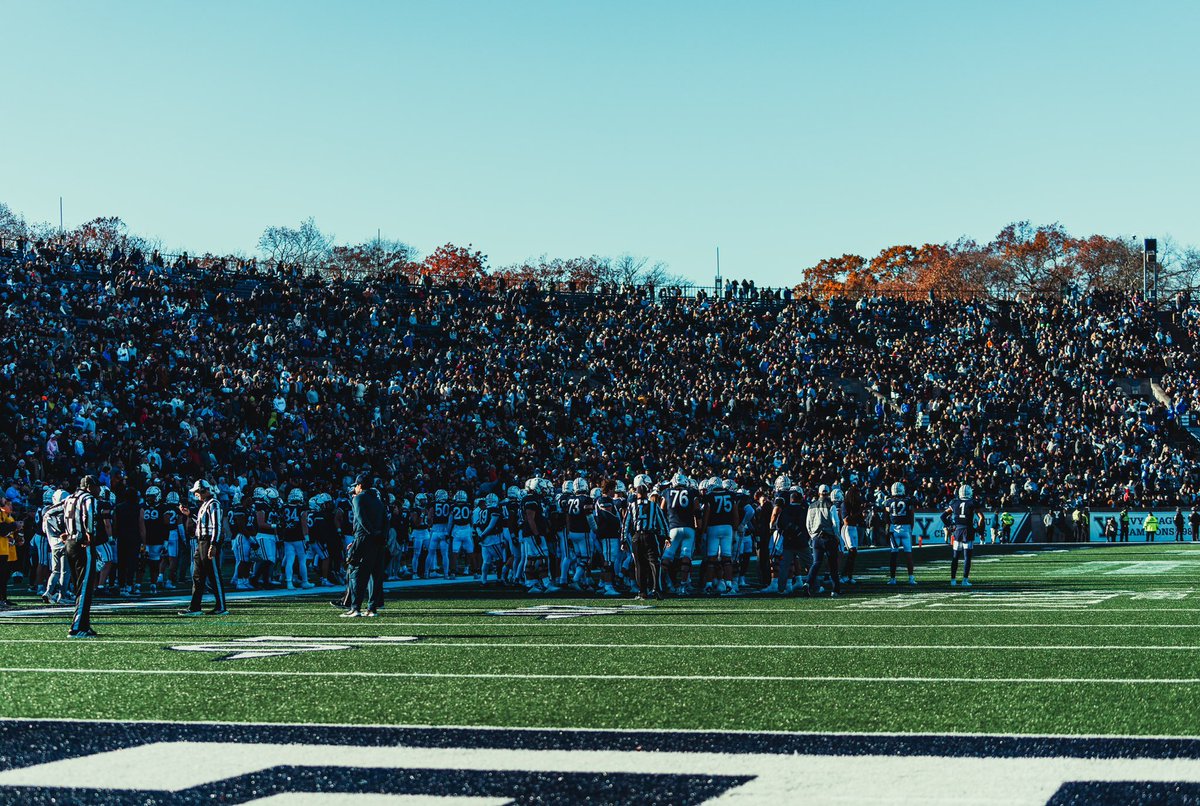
[3,542,1200,737]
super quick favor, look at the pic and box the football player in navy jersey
[884,482,917,585]
[228,491,253,590]
[308,493,337,587]
[521,478,560,593]
[761,475,792,593]
[501,486,521,584]
[477,493,507,585]
[592,483,623,596]
[728,479,756,589]
[700,477,739,596]
[449,491,474,578]
[281,488,312,590]
[141,486,168,593]
[562,478,596,591]
[660,473,701,595]
[947,484,984,587]
[428,490,451,579]
[409,492,431,579]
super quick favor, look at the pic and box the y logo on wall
[486,604,654,619]
[168,635,418,661]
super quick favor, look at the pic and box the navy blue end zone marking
[0,767,752,806]
[1,720,1199,773]
[1047,780,1200,805]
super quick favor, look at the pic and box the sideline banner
[911,511,1029,545]
[1089,511,1189,542]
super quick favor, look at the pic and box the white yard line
[1,638,1200,651]
[0,666,1197,684]
[7,620,1200,629]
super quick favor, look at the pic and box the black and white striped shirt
[195,498,223,542]
[64,491,97,545]
[623,498,669,538]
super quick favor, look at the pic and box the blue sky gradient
[2,1,1196,285]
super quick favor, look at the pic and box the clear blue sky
[2,1,1196,285]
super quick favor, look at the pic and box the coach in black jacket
[343,474,386,617]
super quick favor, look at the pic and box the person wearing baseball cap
[179,479,228,616]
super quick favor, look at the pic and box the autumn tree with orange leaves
[420,243,488,280]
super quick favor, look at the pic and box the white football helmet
[831,489,845,504]
[614,480,627,494]
[538,478,554,497]
[724,478,739,492]
[671,471,688,487]
[507,485,521,500]
[288,488,305,505]
[454,490,468,503]
[308,495,322,511]
[525,478,539,493]
[53,489,69,505]
[41,488,54,505]
[166,491,180,505]
[573,477,588,493]
[145,486,162,504]
[253,486,267,501]
[958,484,974,500]
[891,482,905,496]
[561,480,572,494]
[415,492,429,506]
[774,474,792,491]
[591,487,602,500]
[632,474,652,492]
[485,493,499,508]
[435,489,449,503]
[265,488,280,502]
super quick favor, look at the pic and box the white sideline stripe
[4,714,1200,742]
[2,638,1200,651]
[0,666,1196,684]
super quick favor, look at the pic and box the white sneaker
[887,578,897,586]
[909,575,917,585]
[602,584,621,597]
[543,582,561,593]
[717,580,729,594]
[950,579,958,587]
[301,582,315,589]
[318,578,333,587]
[340,610,362,618]
[236,580,252,591]
[962,579,972,587]
[286,582,296,590]
[761,581,779,593]
[527,581,545,594]
[163,580,175,590]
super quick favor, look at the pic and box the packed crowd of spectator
[2,237,1198,531]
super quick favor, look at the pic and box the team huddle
[25,470,987,607]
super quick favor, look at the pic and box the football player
[449,490,474,578]
[477,493,506,584]
[409,493,431,579]
[501,485,521,584]
[228,490,253,590]
[521,478,560,593]
[250,487,281,588]
[884,481,917,585]
[309,493,337,586]
[840,482,864,584]
[700,477,739,595]
[948,484,984,587]
[562,477,596,591]
[162,490,184,590]
[141,486,168,592]
[761,475,792,593]
[281,487,312,589]
[428,489,451,578]
[593,483,622,596]
[660,472,700,595]
[729,478,756,589]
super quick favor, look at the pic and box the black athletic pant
[117,534,141,588]
[0,556,9,602]
[188,539,226,613]
[630,532,661,597]
[348,539,385,612]
[66,541,96,633]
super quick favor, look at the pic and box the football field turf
[2,542,1199,737]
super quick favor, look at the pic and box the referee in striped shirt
[64,476,100,638]
[179,480,228,616]
[622,474,669,600]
